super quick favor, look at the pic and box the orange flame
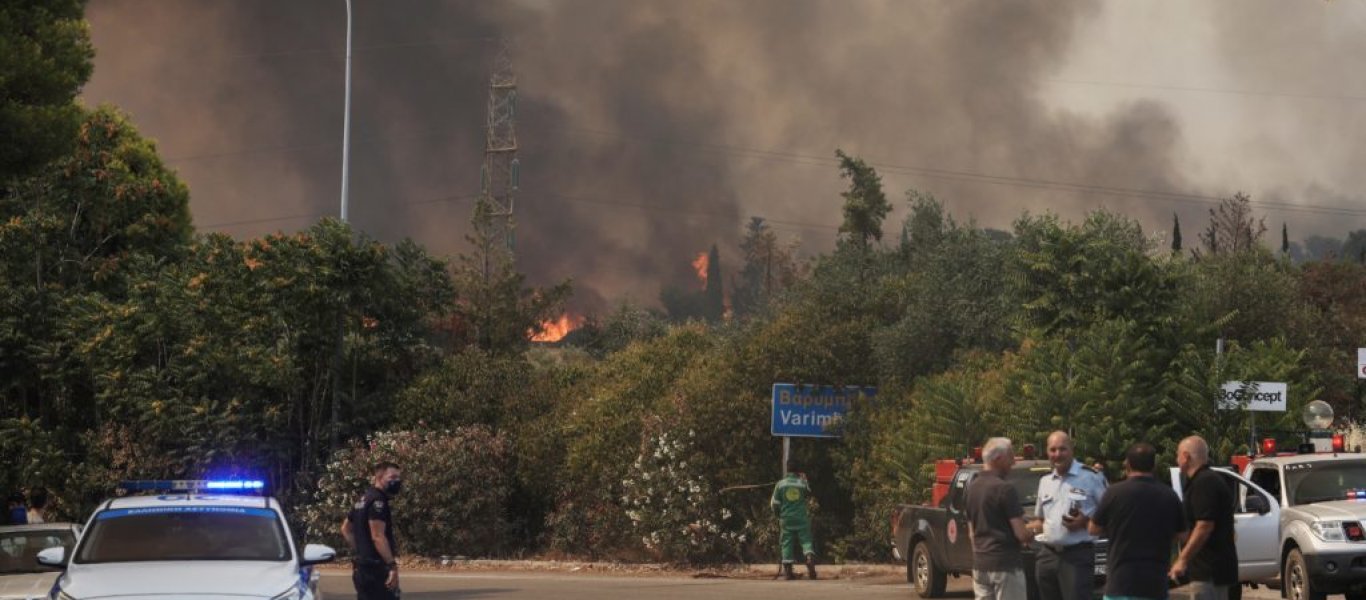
[691,252,709,289]
[531,313,584,343]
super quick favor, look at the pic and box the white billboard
[1218,381,1287,412]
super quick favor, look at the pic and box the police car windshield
[75,506,290,563]
[1286,461,1366,506]
[0,528,76,574]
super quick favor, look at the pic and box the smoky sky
[81,1,1365,312]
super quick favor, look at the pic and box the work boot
[783,563,795,580]
[805,554,817,580]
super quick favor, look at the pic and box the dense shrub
[299,427,510,557]
[621,425,748,564]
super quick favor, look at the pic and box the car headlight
[1311,520,1347,542]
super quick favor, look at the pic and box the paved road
[320,570,910,599]
[320,570,1301,600]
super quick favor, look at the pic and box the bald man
[1027,431,1106,600]
[1169,436,1238,600]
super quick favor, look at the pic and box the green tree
[572,300,668,358]
[874,196,1014,388]
[1177,249,1310,347]
[58,222,453,498]
[0,0,94,186]
[1165,339,1318,461]
[0,107,192,432]
[834,149,891,252]
[452,197,571,355]
[733,217,800,318]
[1011,211,1176,337]
[393,347,529,428]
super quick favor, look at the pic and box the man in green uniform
[771,460,817,580]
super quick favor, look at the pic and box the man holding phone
[1028,431,1107,600]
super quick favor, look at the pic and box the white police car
[38,480,336,600]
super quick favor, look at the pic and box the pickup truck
[892,458,1107,600]
[1171,450,1366,600]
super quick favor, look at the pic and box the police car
[38,480,336,600]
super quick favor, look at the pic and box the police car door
[1169,467,1281,582]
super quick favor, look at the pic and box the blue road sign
[771,383,876,438]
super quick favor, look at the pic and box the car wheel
[911,540,946,598]
[1285,549,1326,600]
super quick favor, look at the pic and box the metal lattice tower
[480,40,519,251]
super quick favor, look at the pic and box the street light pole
[339,0,352,223]
[331,0,353,455]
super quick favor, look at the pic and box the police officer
[1027,431,1106,600]
[342,461,403,600]
[771,460,816,580]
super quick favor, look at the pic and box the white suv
[39,481,336,600]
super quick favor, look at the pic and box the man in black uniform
[342,461,403,600]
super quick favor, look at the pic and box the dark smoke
[85,1,1313,312]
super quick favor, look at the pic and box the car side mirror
[1246,494,1271,515]
[36,546,67,569]
[300,544,337,566]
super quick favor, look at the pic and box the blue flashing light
[204,480,264,490]
[118,479,265,493]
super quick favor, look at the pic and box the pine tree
[1282,223,1290,254]
[834,149,891,252]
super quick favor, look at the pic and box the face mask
[384,480,403,495]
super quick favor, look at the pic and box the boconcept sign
[1218,381,1287,412]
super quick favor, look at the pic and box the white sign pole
[781,436,790,476]
[1357,348,1366,380]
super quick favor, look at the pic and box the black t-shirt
[1092,475,1187,598]
[349,486,396,562]
[1182,465,1238,585]
[965,470,1025,570]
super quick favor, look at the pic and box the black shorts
[353,561,400,600]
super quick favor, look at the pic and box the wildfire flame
[691,252,709,289]
[531,313,584,343]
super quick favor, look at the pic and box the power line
[173,120,1366,224]
[543,124,1366,218]
[530,191,840,233]
[168,35,499,63]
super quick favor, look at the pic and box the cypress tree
[1171,213,1182,254]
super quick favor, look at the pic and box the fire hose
[717,480,780,493]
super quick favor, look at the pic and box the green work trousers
[779,522,813,563]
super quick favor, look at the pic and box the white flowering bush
[298,427,510,558]
[620,427,749,563]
